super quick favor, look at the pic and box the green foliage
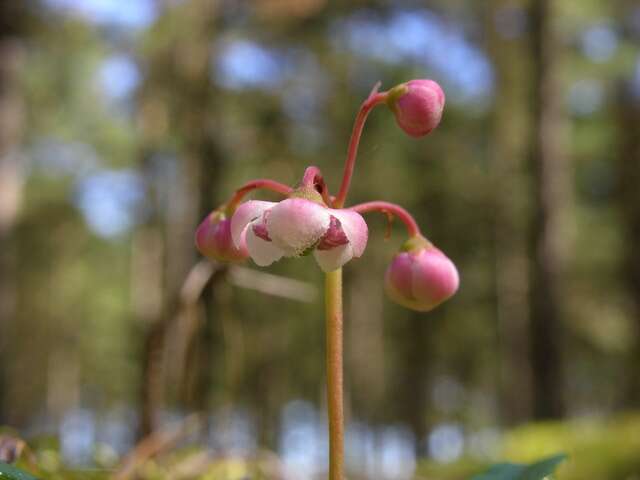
[470,454,567,480]
[0,463,38,480]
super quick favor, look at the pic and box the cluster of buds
[196,79,458,312]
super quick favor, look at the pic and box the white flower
[230,198,368,272]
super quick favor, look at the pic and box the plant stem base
[325,268,344,480]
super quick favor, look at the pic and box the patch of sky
[96,407,137,456]
[29,137,147,238]
[215,40,289,91]
[74,169,146,238]
[331,9,494,106]
[60,408,96,466]
[44,0,157,29]
[215,9,492,108]
[30,138,101,179]
[568,79,605,117]
[97,54,141,101]
[280,400,324,479]
[378,426,417,480]
[215,40,329,129]
[580,22,618,63]
[428,423,464,463]
[209,408,257,457]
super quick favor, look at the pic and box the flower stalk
[350,200,422,238]
[195,78,456,480]
[334,85,387,208]
[225,178,293,214]
[325,267,344,480]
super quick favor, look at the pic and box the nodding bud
[385,237,458,312]
[387,79,445,137]
[195,211,249,263]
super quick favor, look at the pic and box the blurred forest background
[0,0,639,479]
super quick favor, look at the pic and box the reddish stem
[350,201,421,237]
[226,179,292,213]
[334,86,388,208]
[302,166,332,206]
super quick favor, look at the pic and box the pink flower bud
[385,240,458,312]
[195,212,249,263]
[387,79,445,137]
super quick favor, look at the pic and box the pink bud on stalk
[195,211,249,262]
[385,236,459,312]
[387,79,445,137]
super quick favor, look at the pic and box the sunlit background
[0,0,639,478]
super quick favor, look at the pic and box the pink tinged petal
[245,222,284,266]
[313,244,353,272]
[252,210,272,241]
[230,200,277,248]
[316,216,349,250]
[329,209,368,257]
[266,198,331,256]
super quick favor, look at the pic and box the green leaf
[0,463,38,480]
[471,454,567,480]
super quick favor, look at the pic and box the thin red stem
[350,201,421,237]
[334,88,388,208]
[226,179,292,213]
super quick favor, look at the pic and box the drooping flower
[230,195,368,272]
[385,236,459,312]
[195,212,249,262]
[387,79,445,137]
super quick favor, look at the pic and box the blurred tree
[528,0,570,419]
[616,82,640,406]
[487,0,533,424]
[0,0,28,425]
[136,0,224,436]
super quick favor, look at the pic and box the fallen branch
[112,414,202,480]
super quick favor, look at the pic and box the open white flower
[230,198,368,272]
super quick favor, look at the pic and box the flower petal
[330,209,368,257]
[245,223,284,266]
[230,200,277,248]
[313,244,354,272]
[267,198,331,256]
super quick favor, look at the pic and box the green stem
[325,268,344,480]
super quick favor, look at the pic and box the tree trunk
[487,0,533,425]
[528,0,569,419]
[0,5,26,425]
[615,83,640,406]
[136,0,223,436]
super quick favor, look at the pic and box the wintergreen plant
[196,79,457,480]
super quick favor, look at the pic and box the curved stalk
[334,86,388,208]
[350,200,421,237]
[325,268,344,480]
[225,179,293,214]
